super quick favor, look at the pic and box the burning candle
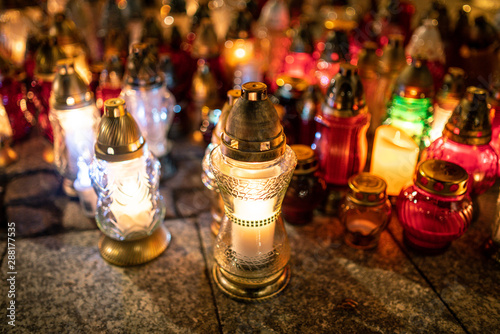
[370,125,419,196]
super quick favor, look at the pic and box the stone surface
[197,212,464,333]
[6,205,62,237]
[0,219,219,333]
[388,183,500,333]
[175,187,211,218]
[4,135,56,177]
[4,172,61,206]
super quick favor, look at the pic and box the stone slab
[4,172,61,206]
[197,211,464,333]
[0,219,220,333]
[388,184,500,333]
[4,134,56,177]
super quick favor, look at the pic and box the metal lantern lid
[291,144,318,175]
[415,159,468,197]
[347,173,387,206]
[301,84,322,121]
[95,98,146,162]
[221,82,285,162]
[35,37,66,77]
[192,18,220,59]
[52,59,93,110]
[276,75,308,100]
[378,34,406,76]
[226,10,253,40]
[321,29,350,63]
[50,13,79,46]
[324,64,365,117]
[437,67,465,101]
[443,86,492,145]
[290,22,315,54]
[357,41,379,80]
[393,58,434,99]
[125,43,162,88]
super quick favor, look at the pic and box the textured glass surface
[489,105,500,177]
[397,184,473,250]
[384,95,433,148]
[314,112,369,186]
[424,137,498,196]
[121,84,175,157]
[90,149,164,240]
[49,104,100,181]
[210,146,296,278]
[282,173,324,225]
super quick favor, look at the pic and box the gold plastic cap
[51,59,93,109]
[347,173,387,206]
[415,160,469,196]
[291,145,318,175]
[95,98,146,162]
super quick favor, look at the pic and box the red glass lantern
[424,87,497,196]
[397,159,473,251]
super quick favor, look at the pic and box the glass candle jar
[340,173,392,250]
[424,87,498,196]
[314,64,369,187]
[282,145,325,225]
[397,159,473,251]
[49,59,100,196]
[210,82,297,300]
[383,58,434,149]
[90,98,169,266]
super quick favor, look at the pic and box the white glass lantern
[210,82,297,300]
[120,43,176,179]
[49,59,100,196]
[90,98,170,266]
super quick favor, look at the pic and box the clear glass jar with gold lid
[340,173,392,249]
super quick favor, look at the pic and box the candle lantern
[224,10,255,71]
[406,19,446,92]
[96,54,124,112]
[210,82,297,300]
[397,159,473,252]
[429,67,465,142]
[315,29,350,94]
[0,102,18,167]
[383,58,434,149]
[357,41,380,134]
[33,36,66,141]
[298,84,322,146]
[370,125,419,196]
[282,145,324,225]
[483,191,500,264]
[50,13,90,83]
[313,64,369,214]
[424,87,498,196]
[202,89,241,235]
[121,43,176,179]
[275,75,308,145]
[189,59,218,137]
[49,59,100,196]
[90,98,170,266]
[489,82,500,176]
[282,22,315,83]
[340,173,391,250]
[372,35,406,131]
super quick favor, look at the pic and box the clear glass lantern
[90,98,170,266]
[49,59,100,196]
[201,89,241,236]
[120,43,176,178]
[210,82,297,300]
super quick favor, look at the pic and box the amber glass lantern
[210,82,297,300]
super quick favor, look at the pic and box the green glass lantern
[384,58,434,149]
